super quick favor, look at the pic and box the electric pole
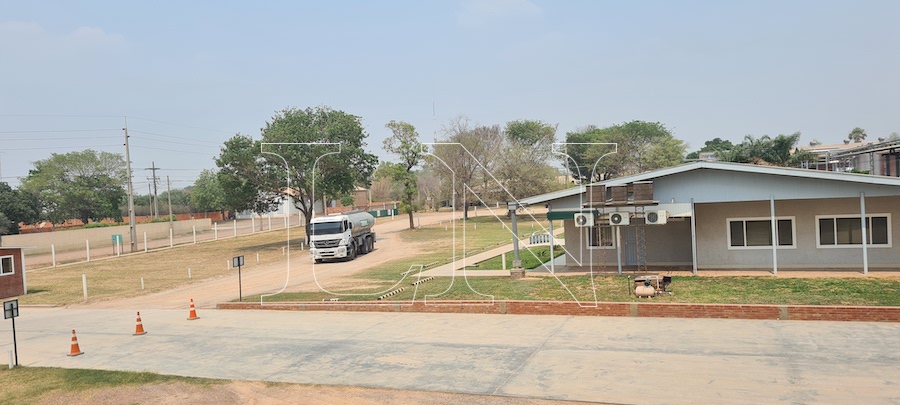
[123,119,138,252]
[146,162,160,219]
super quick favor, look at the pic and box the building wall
[0,248,25,299]
[695,196,900,269]
[561,217,692,268]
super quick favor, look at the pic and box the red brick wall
[0,248,25,299]
[217,300,900,322]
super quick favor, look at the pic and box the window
[587,226,614,249]
[727,218,795,249]
[0,256,13,276]
[817,215,891,247]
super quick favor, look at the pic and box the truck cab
[308,212,376,263]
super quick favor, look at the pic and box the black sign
[3,299,18,319]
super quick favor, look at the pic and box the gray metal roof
[519,161,900,206]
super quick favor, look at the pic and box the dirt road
[79,211,459,310]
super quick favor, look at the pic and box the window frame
[726,216,797,250]
[585,226,616,250]
[815,213,892,249]
[0,255,14,276]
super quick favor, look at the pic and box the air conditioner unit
[646,210,668,225]
[609,212,630,226]
[574,213,595,227]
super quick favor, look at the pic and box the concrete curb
[218,300,900,322]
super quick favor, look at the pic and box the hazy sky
[1,0,898,189]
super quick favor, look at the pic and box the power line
[127,116,235,134]
[2,144,122,151]
[0,114,122,118]
[0,136,120,140]
[130,145,217,156]
[0,129,120,134]
[130,134,221,148]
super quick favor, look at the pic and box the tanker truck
[308,210,376,263]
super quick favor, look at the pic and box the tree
[564,121,686,182]
[848,127,867,143]
[716,132,817,167]
[191,169,226,213]
[0,182,40,235]
[383,120,426,230]
[686,137,735,160]
[497,120,560,200]
[428,117,500,220]
[216,106,378,237]
[19,150,126,224]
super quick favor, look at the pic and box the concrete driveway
[2,308,898,404]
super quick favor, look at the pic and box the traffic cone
[67,329,83,356]
[133,311,147,335]
[187,298,199,320]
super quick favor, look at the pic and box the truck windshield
[310,221,343,235]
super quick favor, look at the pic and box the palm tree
[848,127,867,143]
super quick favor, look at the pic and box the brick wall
[217,300,900,322]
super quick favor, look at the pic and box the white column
[861,192,869,275]
[690,198,698,276]
[549,218,555,274]
[169,228,174,247]
[251,217,255,233]
[268,215,272,230]
[616,227,623,275]
[214,222,218,240]
[770,195,778,276]
[85,240,90,262]
[51,245,56,268]
[144,232,148,252]
[82,274,88,301]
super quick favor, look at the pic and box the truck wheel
[348,243,357,260]
[366,236,374,253]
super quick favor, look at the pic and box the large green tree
[217,106,378,235]
[0,182,40,235]
[685,137,735,160]
[383,120,425,230]
[848,127,867,143]
[190,169,226,213]
[497,119,560,200]
[716,132,817,166]
[565,121,686,182]
[19,149,126,224]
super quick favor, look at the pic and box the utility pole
[123,119,138,252]
[146,162,160,219]
[166,175,173,227]
[148,184,154,217]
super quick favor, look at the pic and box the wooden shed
[0,247,28,299]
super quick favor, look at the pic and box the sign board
[112,234,123,244]
[232,256,244,268]
[4,299,18,319]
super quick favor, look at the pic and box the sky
[1,0,898,189]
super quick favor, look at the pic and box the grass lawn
[467,246,565,270]
[0,367,222,403]
[20,229,303,305]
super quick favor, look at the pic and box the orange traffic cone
[133,311,147,335]
[67,329,83,356]
[187,298,199,320]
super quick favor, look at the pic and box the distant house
[519,161,900,273]
[0,247,28,299]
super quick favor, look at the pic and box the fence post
[188,268,192,279]
[51,245,56,267]
[214,222,218,240]
[85,240,90,262]
[502,253,507,270]
[82,274,88,301]
[251,217,255,233]
[233,220,237,238]
[268,216,272,231]
[256,252,259,264]
[169,228,174,247]
[193,226,197,244]
[144,232,148,253]
[141,277,144,290]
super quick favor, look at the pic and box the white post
[51,244,56,267]
[227,260,230,270]
[268,215,272,231]
[188,268,192,279]
[214,222,218,240]
[169,228,174,247]
[141,277,144,290]
[417,217,421,230]
[616,227,623,275]
[283,215,287,228]
[474,205,477,217]
[861,192,869,275]
[144,232,148,253]
[549,218,555,274]
[299,211,302,228]
[8,351,12,369]
[193,226,197,244]
[256,252,259,263]
[690,198,698,276]
[233,220,237,238]
[282,246,286,256]
[502,251,507,270]
[251,217,255,233]
[770,195,778,276]
[474,222,477,230]
[391,210,395,220]
[116,240,121,256]
[85,240,90,262]
[82,274,88,301]
[300,241,304,251]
